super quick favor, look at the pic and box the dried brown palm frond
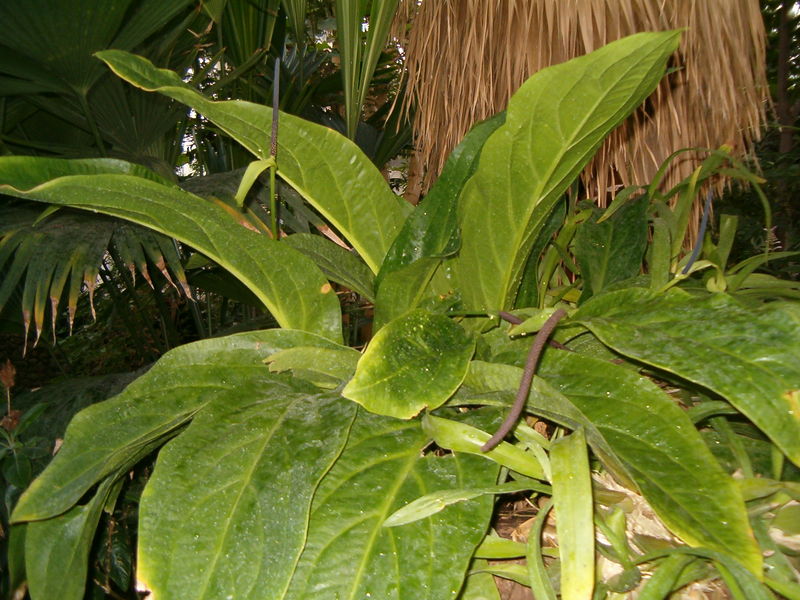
[396,0,768,243]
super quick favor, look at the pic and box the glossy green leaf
[538,351,762,574]
[378,113,504,282]
[343,310,475,419]
[0,157,342,342]
[422,413,547,481]
[549,428,594,600]
[25,476,121,600]
[456,356,762,574]
[384,480,549,528]
[374,114,504,328]
[455,31,681,315]
[284,233,375,301]
[574,195,648,302]
[285,409,497,599]
[137,380,356,600]
[266,345,361,387]
[97,49,411,273]
[574,288,800,467]
[373,258,442,331]
[12,329,346,522]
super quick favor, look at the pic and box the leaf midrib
[346,447,420,600]
[191,397,298,600]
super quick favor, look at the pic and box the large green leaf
[25,477,121,600]
[378,113,506,284]
[0,157,342,342]
[454,31,681,314]
[342,310,475,418]
[455,355,762,574]
[11,329,347,522]
[137,381,356,600]
[372,258,443,332]
[285,409,497,599]
[574,195,649,302]
[96,50,411,273]
[266,345,361,388]
[374,113,504,328]
[574,289,800,468]
[539,351,762,574]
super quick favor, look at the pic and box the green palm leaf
[0,201,191,345]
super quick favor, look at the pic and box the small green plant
[1,31,798,600]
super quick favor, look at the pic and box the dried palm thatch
[395,0,768,241]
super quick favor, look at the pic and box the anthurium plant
[1,31,798,599]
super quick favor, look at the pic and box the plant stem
[270,59,280,240]
[76,91,106,157]
[482,308,567,452]
[269,164,278,238]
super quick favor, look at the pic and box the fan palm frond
[0,0,202,163]
[0,201,190,350]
